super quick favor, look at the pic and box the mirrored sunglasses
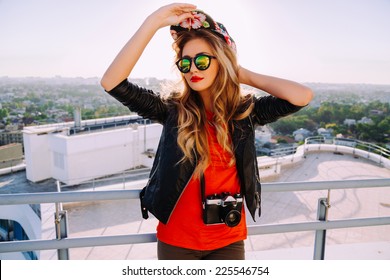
[176,54,216,73]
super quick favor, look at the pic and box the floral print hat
[170,10,237,52]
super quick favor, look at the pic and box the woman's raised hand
[150,3,197,29]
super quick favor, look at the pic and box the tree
[0,108,9,120]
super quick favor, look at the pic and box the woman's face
[181,38,219,96]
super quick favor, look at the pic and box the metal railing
[268,136,390,163]
[306,136,390,159]
[1,178,389,260]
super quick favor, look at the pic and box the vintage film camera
[203,192,243,227]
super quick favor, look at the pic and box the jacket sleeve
[251,95,305,126]
[105,79,169,123]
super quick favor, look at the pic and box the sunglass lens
[195,55,210,70]
[178,59,191,73]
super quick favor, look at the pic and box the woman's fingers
[155,3,196,27]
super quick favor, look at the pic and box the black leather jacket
[107,79,303,224]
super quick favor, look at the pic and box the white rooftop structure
[23,116,161,185]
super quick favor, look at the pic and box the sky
[0,0,390,84]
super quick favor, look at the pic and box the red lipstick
[190,76,204,82]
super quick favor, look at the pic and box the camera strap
[200,172,206,209]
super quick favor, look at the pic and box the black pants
[157,240,245,260]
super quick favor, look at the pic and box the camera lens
[224,210,241,227]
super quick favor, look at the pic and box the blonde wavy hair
[170,29,253,178]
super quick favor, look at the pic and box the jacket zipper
[166,149,197,224]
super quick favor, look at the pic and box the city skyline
[1,0,390,85]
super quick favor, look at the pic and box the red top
[157,112,247,250]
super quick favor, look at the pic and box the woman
[101,3,313,260]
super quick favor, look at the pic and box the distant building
[344,119,356,126]
[370,109,384,116]
[255,126,272,144]
[0,130,23,146]
[293,128,312,142]
[0,143,23,169]
[358,117,373,125]
[317,128,332,138]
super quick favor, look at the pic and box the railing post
[55,180,69,260]
[55,210,70,260]
[313,197,330,260]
